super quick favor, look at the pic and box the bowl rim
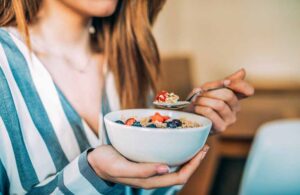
[104,108,212,132]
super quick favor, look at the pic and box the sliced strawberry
[160,90,168,95]
[155,94,161,100]
[125,118,136,126]
[155,91,169,102]
[162,115,170,122]
[156,94,166,102]
[151,112,165,123]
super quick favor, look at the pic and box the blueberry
[167,121,177,128]
[172,119,182,127]
[115,120,124,125]
[132,121,142,127]
[146,124,157,128]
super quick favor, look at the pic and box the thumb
[226,68,246,80]
[179,145,209,175]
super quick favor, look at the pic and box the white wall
[153,0,300,87]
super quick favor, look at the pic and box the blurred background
[152,1,300,194]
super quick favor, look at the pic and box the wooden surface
[221,90,300,139]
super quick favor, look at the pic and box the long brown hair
[0,0,166,108]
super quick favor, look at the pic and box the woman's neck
[30,0,91,52]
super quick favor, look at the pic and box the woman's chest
[40,56,103,134]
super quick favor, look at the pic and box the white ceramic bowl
[104,109,212,166]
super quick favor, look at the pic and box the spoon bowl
[153,101,190,110]
[153,87,225,110]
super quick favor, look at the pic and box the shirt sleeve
[27,149,124,195]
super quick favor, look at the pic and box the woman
[0,0,254,194]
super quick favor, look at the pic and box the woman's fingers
[92,145,169,179]
[201,88,240,112]
[90,145,209,189]
[225,79,255,98]
[187,69,253,134]
[194,97,237,124]
[178,145,209,176]
[94,145,209,190]
[194,106,227,132]
[146,145,209,188]
[193,91,240,132]
[200,80,225,89]
[225,68,246,80]
[187,80,224,100]
[109,160,169,178]
[198,68,246,92]
[119,145,210,189]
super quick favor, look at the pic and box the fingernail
[156,165,170,174]
[223,80,231,86]
[199,146,210,160]
[203,145,210,152]
[200,152,206,160]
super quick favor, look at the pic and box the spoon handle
[185,86,225,102]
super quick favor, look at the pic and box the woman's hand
[187,68,254,134]
[88,145,209,189]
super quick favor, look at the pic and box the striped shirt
[0,28,181,195]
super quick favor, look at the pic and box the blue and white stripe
[0,27,180,195]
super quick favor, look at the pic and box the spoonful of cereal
[153,87,225,110]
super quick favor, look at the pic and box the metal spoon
[153,86,225,110]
